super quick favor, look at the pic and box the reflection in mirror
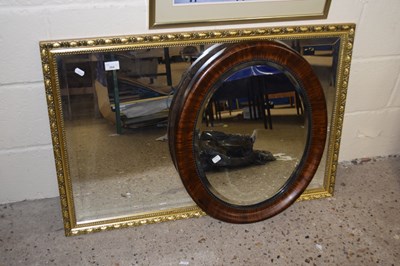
[40,24,355,235]
[57,48,197,222]
[298,37,340,190]
[57,39,334,221]
[194,63,310,205]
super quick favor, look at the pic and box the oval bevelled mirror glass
[169,41,328,223]
[194,62,310,206]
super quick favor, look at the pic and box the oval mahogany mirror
[169,40,327,223]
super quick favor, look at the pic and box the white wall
[0,0,399,203]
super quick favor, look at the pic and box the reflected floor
[198,108,307,205]
[65,118,194,222]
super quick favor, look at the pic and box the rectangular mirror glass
[58,50,195,222]
[40,24,355,235]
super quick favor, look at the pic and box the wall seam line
[0,144,53,155]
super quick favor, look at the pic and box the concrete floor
[1,156,399,266]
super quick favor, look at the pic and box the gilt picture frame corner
[149,0,332,29]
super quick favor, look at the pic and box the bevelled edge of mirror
[40,23,355,236]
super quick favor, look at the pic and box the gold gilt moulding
[39,23,355,236]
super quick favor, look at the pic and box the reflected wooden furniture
[59,55,99,120]
[301,38,340,86]
[114,48,173,86]
[267,91,303,115]
[208,71,303,129]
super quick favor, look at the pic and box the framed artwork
[149,0,331,28]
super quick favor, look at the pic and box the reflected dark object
[196,130,276,171]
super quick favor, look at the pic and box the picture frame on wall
[149,0,331,29]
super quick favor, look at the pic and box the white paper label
[104,61,120,71]
[212,155,221,164]
[74,68,85,76]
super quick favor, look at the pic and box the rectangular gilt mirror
[40,24,355,236]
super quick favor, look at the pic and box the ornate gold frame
[40,23,355,236]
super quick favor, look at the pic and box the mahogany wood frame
[168,41,328,223]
